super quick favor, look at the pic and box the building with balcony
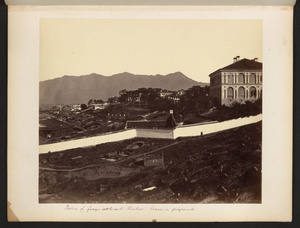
[209,56,262,106]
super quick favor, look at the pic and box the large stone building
[209,57,262,106]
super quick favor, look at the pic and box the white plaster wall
[173,114,262,139]
[39,129,137,154]
[39,114,262,154]
[136,128,173,139]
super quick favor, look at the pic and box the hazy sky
[40,19,262,83]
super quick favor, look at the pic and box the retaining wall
[39,114,262,154]
[173,114,262,139]
[136,128,173,139]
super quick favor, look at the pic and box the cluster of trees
[118,88,161,104]
[178,86,213,115]
[88,99,104,105]
[80,104,88,110]
[116,86,214,116]
[207,98,262,121]
[82,85,262,122]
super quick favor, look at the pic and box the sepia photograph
[38,18,263,204]
[7,3,293,221]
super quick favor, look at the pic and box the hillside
[39,72,208,105]
[39,122,262,204]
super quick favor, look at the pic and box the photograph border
[6,4,294,222]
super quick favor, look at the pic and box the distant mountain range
[40,72,209,105]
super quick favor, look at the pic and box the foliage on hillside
[107,85,262,123]
[206,98,262,122]
[177,86,213,116]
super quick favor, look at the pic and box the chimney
[233,57,237,63]
[236,56,240,61]
[253,58,258,61]
[166,110,177,128]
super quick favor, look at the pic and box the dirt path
[39,140,186,172]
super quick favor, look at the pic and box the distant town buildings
[120,89,184,104]
[125,91,142,102]
[209,56,262,106]
[107,112,130,120]
[159,89,182,102]
[168,94,180,102]
[159,90,174,98]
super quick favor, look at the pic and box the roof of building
[126,113,177,129]
[126,120,167,129]
[39,119,74,131]
[209,58,262,77]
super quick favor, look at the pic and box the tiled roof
[39,119,73,131]
[209,58,262,76]
[126,120,167,129]
[126,113,177,129]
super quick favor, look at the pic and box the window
[227,87,234,99]
[250,87,256,98]
[227,74,233,84]
[238,87,245,99]
[238,74,245,84]
[250,73,256,84]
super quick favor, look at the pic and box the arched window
[227,74,233,84]
[250,73,256,84]
[250,87,256,98]
[238,87,245,99]
[227,87,234,99]
[238,73,245,84]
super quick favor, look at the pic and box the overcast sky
[40,19,262,83]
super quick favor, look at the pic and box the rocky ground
[39,121,262,204]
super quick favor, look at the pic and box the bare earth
[39,122,262,204]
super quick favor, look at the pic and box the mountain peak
[166,71,188,78]
[40,72,208,105]
[113,72,135,77]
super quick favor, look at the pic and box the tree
[152,97,173,112]
[108,96,118,104]
[139,88,160,106]
[88,99,94,105]
[88,99,104,105]
[119,89,127,96]
[180,86,213,114]
[81,104,88,110]
[118,92,128,103]
[94,99,104,104]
